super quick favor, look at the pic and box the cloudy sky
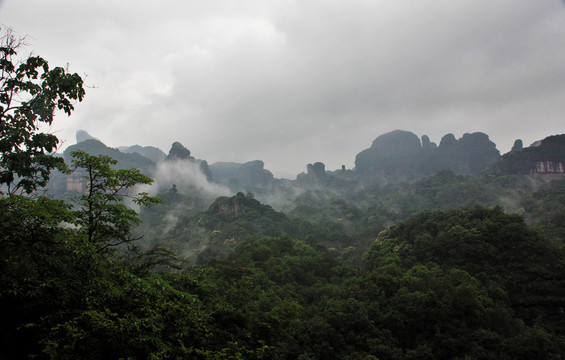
[2,0,565,177]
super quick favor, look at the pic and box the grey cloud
[2,0,565,176]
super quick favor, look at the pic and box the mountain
[64,139,156,175]
[354,130,500,183]
[493,134,565,177]
[162,192,294,263]
[75,129,98,143]
[58,130,564,192]
[355,130,424,182]
[119,145,166,163]
[165,141,213,181]
[209,160,274,188]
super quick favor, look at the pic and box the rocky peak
[438,133,457,149]
[421,135,437,150]
[216,192,246,217]
[76,130,97,144]
[166,142,192,161]
[307,162,326,180]
[511,139,523,153]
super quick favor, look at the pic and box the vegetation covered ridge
[2,27,565,359]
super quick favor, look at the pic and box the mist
[149,159,230,197]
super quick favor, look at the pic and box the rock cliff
[354,130,500,183]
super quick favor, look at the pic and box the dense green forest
[2,28,565,359]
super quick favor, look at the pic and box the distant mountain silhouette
[165,141,213,181]
[354,130,500,183]
[119,145,166,163]
[59,130,565,188]
[64,138,156,175]
[209,160,274,188]
[75,129,98,143]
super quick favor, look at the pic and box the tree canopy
[0,27,85,194]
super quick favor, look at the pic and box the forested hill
[5,198,565,358]
[5,30,565,359]
[8,133,565,358]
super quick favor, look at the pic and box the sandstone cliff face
[216,195,246,216]
[533,161,564,174]
[495,134,565,177]
[66,170,86,192]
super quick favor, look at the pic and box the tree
[0,27,85,194]
[71,150,161,252]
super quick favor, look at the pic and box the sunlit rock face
[534,161,564,173]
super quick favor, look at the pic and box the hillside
[492,134,565,178]
[64,139,156,175]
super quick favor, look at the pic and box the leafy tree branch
[71,150,161,252]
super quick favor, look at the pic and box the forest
[2,29,565,360]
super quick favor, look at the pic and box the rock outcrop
[209,160,274,188]
[307,162,327,180]
[511,139,523,153]
[165,142,213,181]
[493,134,565,178]
[354,130,500,183]
[166,141,192,161]
[76,130,97,143]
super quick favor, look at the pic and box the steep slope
[492,134,565,177]
[64,139,155,175]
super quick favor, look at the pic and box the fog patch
[163,212,180,234]
[254,183,306,213]
[129,159,230,214]
[151,159,230,196]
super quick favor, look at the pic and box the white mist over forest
[149,159,230,197]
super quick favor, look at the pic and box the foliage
[0,27,85,194]
[71,150,161,252]
[362,207,565,357]
[3,194,565,358]
[3,28,565,358]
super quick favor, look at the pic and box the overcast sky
[2,0,565,177]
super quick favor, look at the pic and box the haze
[2,0,565,177]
